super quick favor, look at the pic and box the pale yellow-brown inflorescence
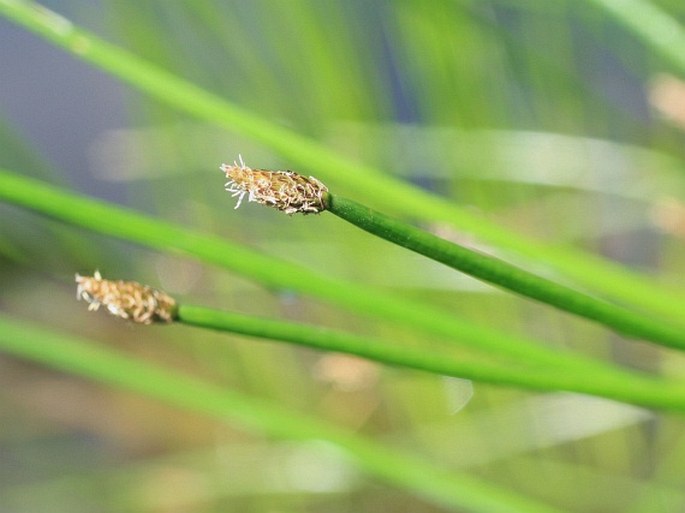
[221,155,328,215]
[75,271,176,324]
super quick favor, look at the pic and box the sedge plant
[71,270,685,413]
[220,157,685,352]
[3,2,685,512]
[0,167,663,385]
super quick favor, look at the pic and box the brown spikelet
[220,155,328,215]
[75,271,176,324]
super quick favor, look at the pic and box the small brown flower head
[220,155,328,215]
[75,271,177,324]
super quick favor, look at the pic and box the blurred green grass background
[3,1,685,511]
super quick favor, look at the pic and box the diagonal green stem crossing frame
[326,194,685,351]
[177,304,685,412]
[0,313,568,513]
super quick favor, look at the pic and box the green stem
[585,0,685,74]
[326,194,685,352]
[0,168,632,378]
[0,313,567,513]
[177,304,685,412]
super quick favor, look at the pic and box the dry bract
[221,155,328,215]
[75,271,176,324]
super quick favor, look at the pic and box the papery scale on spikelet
[220,155,328,215]
[75,271,176,324]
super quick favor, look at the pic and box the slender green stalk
[0,314,567,513]
[326,194,685,352]
[177,304,685,412]
[1,0,684,322]
[0,168,636,379]
[585,0,685,75]
[74,270,685,410]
